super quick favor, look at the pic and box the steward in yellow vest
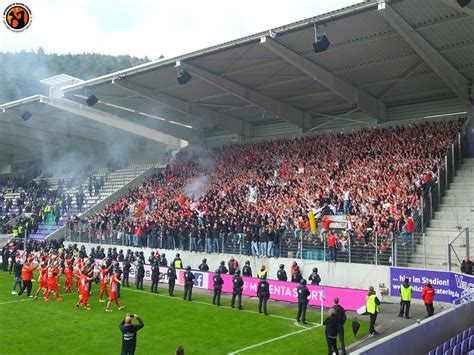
[399,278,412,319]
[366,286,380,336]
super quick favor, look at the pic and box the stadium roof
[1,0,473,162]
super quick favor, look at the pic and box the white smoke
[183,175,211,202]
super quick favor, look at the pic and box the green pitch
[0,273,368,354]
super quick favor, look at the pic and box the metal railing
[448,228,470,271]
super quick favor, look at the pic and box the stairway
[28,164,155,240]
[408,158,474,270]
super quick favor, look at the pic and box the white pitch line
[122,287,318,325]
[227,325,320,354]
[0,292,75,306]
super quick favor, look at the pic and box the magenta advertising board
[207,273,367,311]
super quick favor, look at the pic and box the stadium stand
[426,326,473,355]
[69,119,465,266]
[0,164,156,240]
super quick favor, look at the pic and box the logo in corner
[3,3,32,32]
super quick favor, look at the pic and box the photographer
[119,313,144,355]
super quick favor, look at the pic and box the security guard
[183,266,195,301]
[308,267,321,285]
[135,260,145,290]
[150,262,161,293]
[399,278,412,319]
[231,269,244,310]
[257,265,267,279]
[296,279,310,324]
[167,265,177,296]
[198,258,209,272]
[159,253,168,267]
[173,253,183,269]
[218,261,228,274]
[277,264,288,281]
[242,260,252,277]
[212,269,224,306]
[122,260,131,287]
[257,274,270,315]
[366,286,381,336]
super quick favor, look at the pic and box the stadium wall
[353,301,474,355]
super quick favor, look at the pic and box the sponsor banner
[207,273,367,311]
[390,267,474,303]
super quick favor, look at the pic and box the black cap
[186,266,191,271]
[300,279,307,285]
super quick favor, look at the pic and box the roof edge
[60,1,377,93]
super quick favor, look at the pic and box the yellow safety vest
[366,294,378,314]
[12,228,18,237]
[175,260,182,269]
[18,226,23,235]
[400,285,412,301]
[258,269,267,278]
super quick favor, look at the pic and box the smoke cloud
[183,175,211,202]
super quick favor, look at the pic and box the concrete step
[424,227,468,237]
[433,212,472,221]
[453,177,474,183]
[429,219,472,229]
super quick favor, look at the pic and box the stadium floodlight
[21,111,32,121]
[85,94,99,107]
[312,23,330,53]
[176,61,192,85]
[457,0,471,7]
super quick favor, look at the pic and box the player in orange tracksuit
[76,271,94,310]
[105,270,123,312]
[99,264,113,302]
[64,262,74,293]
[34,262,48,299]
[75,259,84,291]
[44,266,63,302]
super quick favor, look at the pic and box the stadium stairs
[409,158,474,270]
[26,164,156,240]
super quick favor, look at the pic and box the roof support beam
[260,36,387,122]
[184,62,310,130]
[439,0,474,16]
[378,1,470,102]
[43,98,184,148]
[115,79,253,138]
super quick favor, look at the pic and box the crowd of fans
[72,119,464,264]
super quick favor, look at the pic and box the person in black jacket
[212,269,224,306]
[135,260,144,290]
[119,313,144,355]
[333,297,347,355]
[159,253,168,267]
[277,264,287,281]
[461,256,473,275]
[183,266,194,301]
[242,260,252,277]
[292,266,302,283]
[122,260,131,287]
[257,275,270,315]
[323,308,339,355]
[198,258,209,272]
[218,261,228,275]
[167,265,177,296]
[296,279,310,324]
[150,262,161,293]
[11,258,22,294]
[231,269,244,310]
[308,267,321,285]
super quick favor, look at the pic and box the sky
[0,0,361,59]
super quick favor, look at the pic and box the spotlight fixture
[176,68,192,85]
[85,94,99,107]
[21,111,32,121]
[312,23,330,53]
[457,0,471,8]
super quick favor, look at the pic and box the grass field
[0,271,368,354]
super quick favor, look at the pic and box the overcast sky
[0,0,360,59]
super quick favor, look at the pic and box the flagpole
[320,287,326,326]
